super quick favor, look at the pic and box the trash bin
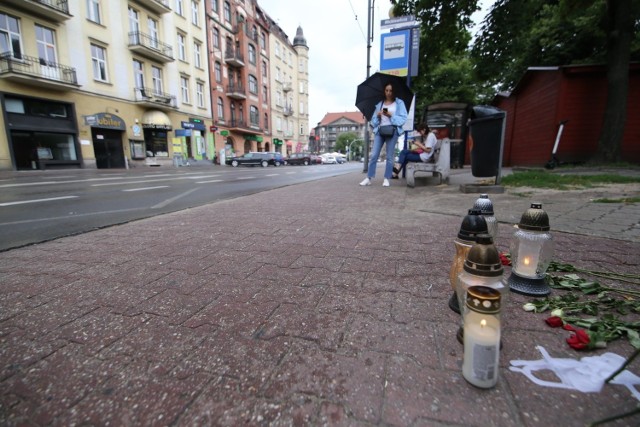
[469,105,506,177]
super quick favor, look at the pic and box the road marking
[122,186,169,192]
[265,174,279,177]
[237,176,255,180]
[0,195,79,206]
[196,179,224,184]
[152,188,199,209]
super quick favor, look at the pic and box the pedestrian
[359,82,408,187]
[391,123,437,179]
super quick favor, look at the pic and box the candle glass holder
[449,209,488,314]
[456,235,506,344]
[508,203,554,296]
[473,194,498,239]
[462,285,501,388]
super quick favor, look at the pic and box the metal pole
[363,0,374,173]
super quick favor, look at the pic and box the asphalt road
[0,162,363,251]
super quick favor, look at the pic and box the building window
[148,18,159,49]
[262,85,268,103]
[261,60,267,78]
[299,82,305,94]
[248,75,257,94]
[223,2,231,23]
[250,106,259,126]
[217,97,224,120]
[196,81,204,107]
[213,27,220,49]
[194,41,201,68]
[212,0,218,13]
[86,0,101,24]
[175,0,184,16]
[152,66,163,94]
[275,67,280,82]
[191,1,199,26]
[275,42,280,57]
[214,61,221,83]
[260,32,266,50]
[181,76,190,104]
[177,33,186,61]
[35,25,57,66]
[91,44,108,81]
[264,113,269,130]
[276,91,281,106]
[0,13,22,59]
[248,44,256,65]
[133,59,144,89]
[276,117,282,132]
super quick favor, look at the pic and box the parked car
[310,154,323,164]
[322,155,337,164]
[226,152,285,167]
[287,152,312,166]
[335,156,346,164]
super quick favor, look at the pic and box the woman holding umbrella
[359,82,408,187]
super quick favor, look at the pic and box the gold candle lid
[466,286,501,314]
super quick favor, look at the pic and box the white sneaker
[383,179,390,187]
[359,178,371,186]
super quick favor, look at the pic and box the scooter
[545,119,569,169]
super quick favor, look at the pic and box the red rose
[545,316,564,328]
[499,253,511,266]
[562,323,577,332]
[566,329,592,350]
[567,333,589,350]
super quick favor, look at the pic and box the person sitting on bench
[392,123,437,179]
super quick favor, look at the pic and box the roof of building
[293,26,307,47]
[318,111,366,126]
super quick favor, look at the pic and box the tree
[335,132,362,159]
[595,0,636,162]
[392,0,479,112]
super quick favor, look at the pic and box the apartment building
[0,0,211,171]
[266,17,309,156]
[206,0,272,160]
[315,111,366,153]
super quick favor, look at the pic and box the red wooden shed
[492,64,640,167]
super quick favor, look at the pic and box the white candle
[463,311,500,388]
[516,254,537,277]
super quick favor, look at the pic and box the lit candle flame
[523,257,531,266]
[480,319,487,328]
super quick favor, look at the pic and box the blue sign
[181,121,206,131]
[175,129,192,137]
[380,30,410,76]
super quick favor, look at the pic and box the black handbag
[379,125,395,137]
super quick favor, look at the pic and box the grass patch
[592,197,640,204]
[502,170,640,190]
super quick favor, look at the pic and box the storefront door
[92,128,125,168]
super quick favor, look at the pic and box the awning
[286,141,293,146]
[142,110,172,130]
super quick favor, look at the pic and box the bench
[405,138,451,187]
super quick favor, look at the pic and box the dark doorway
[92,128,125,168]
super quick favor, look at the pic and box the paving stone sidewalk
[1,168,639,426]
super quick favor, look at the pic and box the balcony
[3,0,72,22]
[282,82,292,92]
[229,119,262,135]
[283,106,294,116]
[0,53,79,91]
[128,32,174,63]
[134,87,177,111]
[224,48,245,68]
[226,83,246,100]
[131,0,171,15]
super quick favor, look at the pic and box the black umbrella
[355,72,414,121]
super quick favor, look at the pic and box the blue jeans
[367,131,398,179]
[397,149,422,174]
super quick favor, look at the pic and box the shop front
[141,110,172,166]
[2,94,81,170]
[85,112,126,169]
[177,119,207,160]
